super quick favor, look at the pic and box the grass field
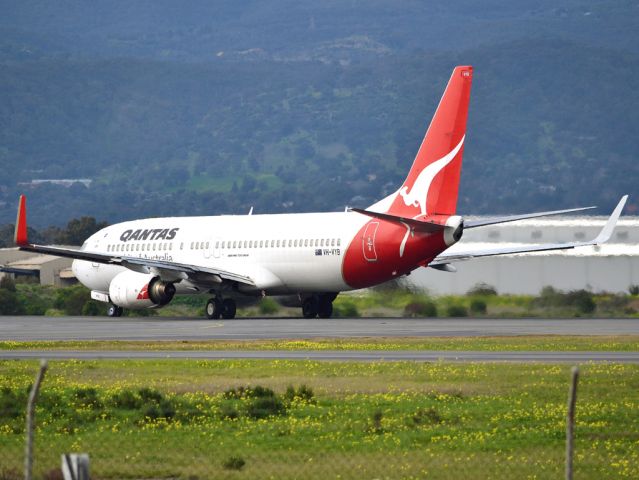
[2,335,639,351]
[0,358,637,479]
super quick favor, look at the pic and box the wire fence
[1,360,638,479]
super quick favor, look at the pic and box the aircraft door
[362,221,379,262]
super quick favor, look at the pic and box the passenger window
[337,238,341,246]
[169,243,172,251]
[294,239,298,247]
[259,240,263,248]
[331,239,335,247]
[215,241,219,248]
[276,240,280,248]
[270,240,274,248]
[287,239,291,247]
[180,242,183,250]
[206,241,209,249]
[302,239,306,247]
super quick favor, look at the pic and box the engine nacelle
[108,271,176,309]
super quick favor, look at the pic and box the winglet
[14,195,28,246]
[593,195,628,244]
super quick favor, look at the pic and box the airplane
[12,65,628,319]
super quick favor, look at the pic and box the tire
[221,298,237,319]
[206,298,222,319]
[302,297,318,319]
[107,305,123,317]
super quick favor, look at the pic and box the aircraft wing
[13,196,255,287]
[18,243,255,286]
[429,195,627,266]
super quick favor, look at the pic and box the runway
[1,349,638,363]
[1,316,638,341]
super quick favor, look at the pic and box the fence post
[565,366,579,480]
[25,359,48,480]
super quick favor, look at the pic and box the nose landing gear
[107,305,124,317]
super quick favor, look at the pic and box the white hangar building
[409,216,639,295]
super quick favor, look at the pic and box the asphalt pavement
[1,316,638,341]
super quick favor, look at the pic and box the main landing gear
[206,297,237,319]
[302,294,336,319]
[107,304,124,317]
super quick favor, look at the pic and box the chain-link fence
[1,359,638,479]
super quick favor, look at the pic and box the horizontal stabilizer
[465,206,596,229]
[431,195,627,265]
[349,208,446,233]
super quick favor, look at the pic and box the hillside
[0,1,637,226]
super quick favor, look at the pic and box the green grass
[2,335,639,352]
[0,360,637,479]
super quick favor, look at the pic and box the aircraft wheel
[107,305,123,317]
[221,298,237,319]
[206,298,222,319]
[302,297,318,319]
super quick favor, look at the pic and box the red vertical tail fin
[14,195,28,246]
[375,66,473,218]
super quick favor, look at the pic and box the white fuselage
[72,211,369,296]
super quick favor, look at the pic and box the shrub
[446,304,468,317]
[250,385,276,398]
[333,300,360,317]
[54,285,91,315]
[81,300,102,316]
[259,297,280,314]
[403,299,437,317]
[219,403,239,420]
[0,289,24,315]
[0,387,25,419]
[138,388,163,403]
[368,410,384,434]
[467,283,497,296]
[73,387,102,409]
[285,384,315,403]
[412,407,442,425]
[222,456,246,470]
[469,298,487,315]
[110,389,141,410]
[0,276,16,292]
[566,290,596,314]
[246,396,286,419]
[629,285,639,295]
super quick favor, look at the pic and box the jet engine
[108,271,176,309]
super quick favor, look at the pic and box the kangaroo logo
[399,135,465,216]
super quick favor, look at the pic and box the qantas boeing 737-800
[12,66,628,319]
